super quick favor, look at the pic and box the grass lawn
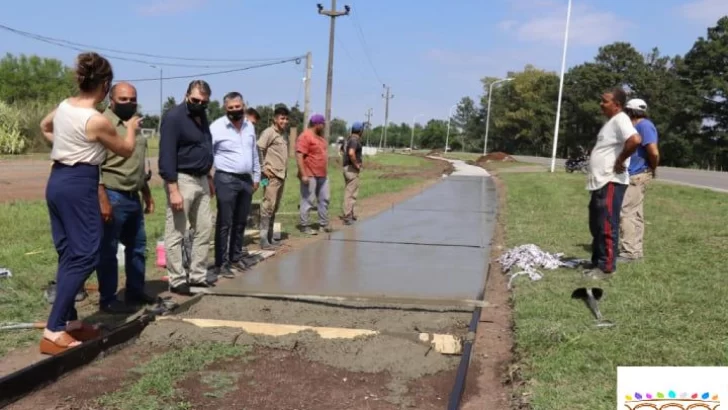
[501,171,728,409]
[0,153,438,356]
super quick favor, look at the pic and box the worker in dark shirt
[342,122,363,225]
[158,80,215,296]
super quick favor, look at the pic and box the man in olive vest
[96,82,156,313]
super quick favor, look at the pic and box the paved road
[514,155,728,193]
[218,161,496,301]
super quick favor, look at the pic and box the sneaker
[582,268,613,280]
[170,283,192,296]
[100,299,138,314]
[301,227,317,235]
[218,264,236,278]
[318,225,332,234]
[343,218,354,226]
[189,280,216,288]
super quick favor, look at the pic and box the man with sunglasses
[159,80,215,296]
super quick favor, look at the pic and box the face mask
[186,99,207,116]
[112,102,137,121]
[226,110,244,121]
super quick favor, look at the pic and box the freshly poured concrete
[221,164,497,301]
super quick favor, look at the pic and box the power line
[119,57,304,82]
[348,3,384,85]
[0,23,294,67]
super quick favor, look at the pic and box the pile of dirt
[476,152,516,165]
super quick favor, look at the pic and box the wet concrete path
[220,160,497,301]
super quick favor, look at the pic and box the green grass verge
[502,171,728,409]
[0,153,438,356]
[97,342,248,410]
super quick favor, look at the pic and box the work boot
[259,217,276,250]
[268,216,282,246]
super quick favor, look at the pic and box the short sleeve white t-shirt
[586,111,638,191]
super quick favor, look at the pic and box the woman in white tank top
[37,52,141,356]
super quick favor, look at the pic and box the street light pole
[444,104,457,153]
[549,0,572,173]
[483,77,512,156]
[410,113,424,151]
[149,65,163,137]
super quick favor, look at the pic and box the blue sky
[1,0,726,126]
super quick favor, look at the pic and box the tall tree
[0,54,75,104]
[162,96,177,116]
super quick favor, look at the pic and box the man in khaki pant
[257,106,290,249]
[620,98,660,262]
[158,80,215,295]
[342,122,364,225]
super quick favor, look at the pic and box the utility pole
[365,108,373,146]
[150,65,163,137]
[317,1,350,142]
[382,84,394,149]
[158,67,163,137]
[303,51,312,131]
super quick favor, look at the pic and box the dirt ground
[7,300,473,409]
[460,170,516,410]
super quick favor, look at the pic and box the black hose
[0,294,203,408]
[446,274,488,410]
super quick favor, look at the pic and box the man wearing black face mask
[209,91,261,279]
[96,81,156,313]
[159,79,215,295]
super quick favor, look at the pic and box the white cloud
[676,0,728,25]
[502,4,631,47]
[136,0,207,16]
[497,20,518,31]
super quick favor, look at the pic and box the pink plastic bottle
[156,241,166,268]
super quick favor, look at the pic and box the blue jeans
[97,188,147,306]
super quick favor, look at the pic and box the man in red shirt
[295,114,330,235]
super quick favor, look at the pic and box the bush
[14,100,56,153]
[0,100,27,154]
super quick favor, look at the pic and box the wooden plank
[189,287,488,309]
[156,316,462,354]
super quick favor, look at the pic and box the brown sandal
[67,323,102,342]
[40,332,81,356]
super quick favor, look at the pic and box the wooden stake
[189,288,487,310]
[156,316,462,355]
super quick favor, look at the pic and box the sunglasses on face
[190,98,209,105]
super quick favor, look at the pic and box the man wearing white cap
[619,98,660,262]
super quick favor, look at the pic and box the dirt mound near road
[476,152,516,166]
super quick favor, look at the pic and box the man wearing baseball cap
[295,114,331,234]
[342,122,364,225]
[619,98,660,262]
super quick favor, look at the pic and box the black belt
[106,188,140,197]
[216,170,252,179]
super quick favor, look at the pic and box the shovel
[571,287,614,328]
[0,322,45,331]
